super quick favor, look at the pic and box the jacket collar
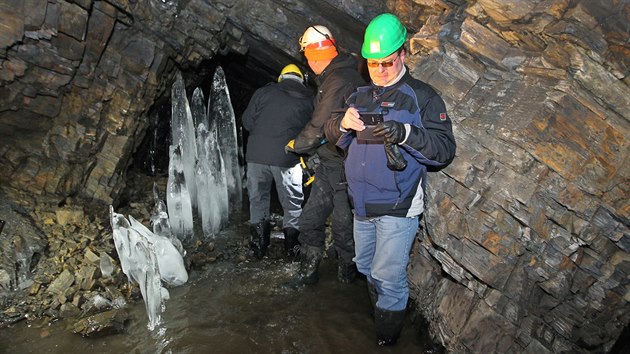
[370,65,409,93]
[316,53,358,85]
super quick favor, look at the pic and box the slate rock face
[0,0,628,352]
[404,0,628,352]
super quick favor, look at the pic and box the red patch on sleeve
[439,113,447,121]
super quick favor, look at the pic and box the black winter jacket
[292,53,365,167]
[242,79,314,167]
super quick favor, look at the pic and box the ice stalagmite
[171,72,198,209]
[166,145,194,244]
[206,102,229,229]
[151,182,184,257]
[128,216,188,287]
[209,66,243,210]
[197,123,229,237]
[191,87,206,214]
[110,206,165,330]
[191,87,207,132]
[192,88,217,237]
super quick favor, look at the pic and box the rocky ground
[0,170,299,337]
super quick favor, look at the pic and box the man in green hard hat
[325,13,456,346]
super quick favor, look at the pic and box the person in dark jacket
[242,64,314,259]
[285,25,365,285]
[325,14,456,346]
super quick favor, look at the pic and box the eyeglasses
[366,53,400,68]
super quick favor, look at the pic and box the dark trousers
[298,163,354,263]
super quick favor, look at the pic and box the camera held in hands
[357,112,384,142]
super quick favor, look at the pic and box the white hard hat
[299,25,335,51]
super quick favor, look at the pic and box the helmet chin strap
[279,74,304,84]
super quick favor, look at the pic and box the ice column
[209,66,243,210]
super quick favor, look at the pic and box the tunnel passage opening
[130,51,276,178]
[123,48,310,215]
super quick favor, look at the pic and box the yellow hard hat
[278,64,304,83]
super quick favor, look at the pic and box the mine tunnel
[1,0,629,353]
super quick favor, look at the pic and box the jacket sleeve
[293,80,355,154]
[324,111,354,150]
[403,92,456,167]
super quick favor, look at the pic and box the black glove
[384,143,407,171]
[373,121,406,144]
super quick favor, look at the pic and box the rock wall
[1,0,222,202]
[401,0,629,352]
[0,0,379,204]
[0,0,628,352]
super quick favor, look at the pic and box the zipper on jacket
[392,170,402,210]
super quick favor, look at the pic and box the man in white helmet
[243,64,314,260]
[285,25,365,285]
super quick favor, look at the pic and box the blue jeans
[353,215,418,311]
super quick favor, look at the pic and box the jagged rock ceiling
[0,0,386,201]
[0,0,629,353]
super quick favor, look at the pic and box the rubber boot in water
[337,259,357,284]
[283,227,300,260]
[249,220,271,259]
[367,281,378,316]
[283,244,322,287]
[375,307,406,346]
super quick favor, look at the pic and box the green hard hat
[361,13,407,59]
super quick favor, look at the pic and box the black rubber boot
[375,307,406,346]
[249,220,271,259]
[283,227,300,260]
[337,260,357,284]
[367,282,378,316]
[283,244,323,287]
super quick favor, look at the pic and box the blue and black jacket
[325,68,456,218]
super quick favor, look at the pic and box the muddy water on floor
[0,217,442,354]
